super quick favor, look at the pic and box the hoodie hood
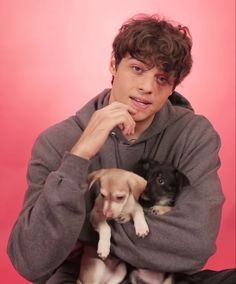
[75,89,110,130]
[75,88,194,142]
[76,89,193,142]
[169,91,194,111]
[74,89,195,168]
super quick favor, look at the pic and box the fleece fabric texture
[7,89,224,283]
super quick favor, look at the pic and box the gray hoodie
[7,89,224,283]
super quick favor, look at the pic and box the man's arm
[71,102,137,159]
[7,132,90,282]
[109,117,224,273]
[7,101,137,282]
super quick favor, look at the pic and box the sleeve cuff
[57,151,90,184]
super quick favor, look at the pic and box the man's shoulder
[42,115,79,137]
[172,104,216,132]
[34,115,81,156]
[165,104,220,146]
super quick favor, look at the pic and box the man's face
[109,55,175,128]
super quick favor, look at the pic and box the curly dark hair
[112,14,193,87]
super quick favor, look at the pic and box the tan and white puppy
[89,168,149,259]
[78,168,149,284]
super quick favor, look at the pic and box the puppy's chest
[156,196,173,206]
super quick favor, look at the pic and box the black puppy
[134,159,188,215]
[128,159,189,284]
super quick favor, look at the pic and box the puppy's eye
[158,178,165,185]
[116,196,125,201]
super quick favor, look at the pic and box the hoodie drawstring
[147,129,166,160]
[110,129,166,168]
[110,131,122,168]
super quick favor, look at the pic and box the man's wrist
[70,146,92,160]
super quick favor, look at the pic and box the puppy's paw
[97,242,110,260]
[115,213,130,224]
[149,205,172,216]
[135,223,149,238]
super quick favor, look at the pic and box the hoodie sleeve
[7,130,90,282]
[109,116,224,273]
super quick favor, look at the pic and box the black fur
[134,159,189,208]
[129,159,189,284]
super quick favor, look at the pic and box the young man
[8,14,233,283]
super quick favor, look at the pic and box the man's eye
[131,65,143,74]
[157,76,168,85]
[100,193,105,198]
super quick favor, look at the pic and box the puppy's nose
[103,210,114,219]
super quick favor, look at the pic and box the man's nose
[138,74,154,94]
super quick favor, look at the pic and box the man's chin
[132,113,150,121]
[132,113,155,127]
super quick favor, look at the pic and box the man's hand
[70,102,137,160]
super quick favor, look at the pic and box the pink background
[0,0,235,282]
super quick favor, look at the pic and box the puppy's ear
[135,159,161,182]
[87,169,107,189]
[175,170,189,188]
[128,172,147,200]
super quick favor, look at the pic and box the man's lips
[130,96,151,110]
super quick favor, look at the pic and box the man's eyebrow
[130,59,153,70]
[128,57,145,64]
[128,57,174,78]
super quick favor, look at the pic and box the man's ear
[109,54,116,75]
[128,172,147,200]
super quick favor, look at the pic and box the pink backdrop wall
[0,1,235,282]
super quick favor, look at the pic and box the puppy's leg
[96,220,111,259]
[115,213,131,224]
[106,261,127,284]
[79,246,127,284]
[78,246,107,284]
[90,203,112,259]
[130,269,164,284]
[132,203,149,238]
[149,205,172,216]
[79,260,107,284]
[163,274,174,284]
